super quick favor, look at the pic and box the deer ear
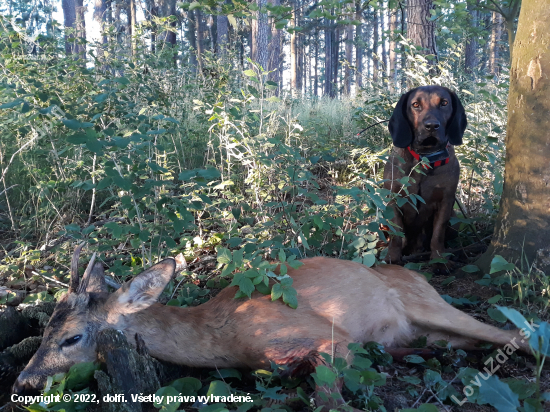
[112,259,175,314]
[82,263,108,293]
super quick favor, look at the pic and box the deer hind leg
[408,298,530,353]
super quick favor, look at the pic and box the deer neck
[114,302,242,368]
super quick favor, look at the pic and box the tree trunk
[464,0,479,74]
[365,10,372,78]
[145,0,157,53]
[324,19,332,96]
[217,14,229,55]
[372,7,379,82]
[407,0,437,67]
[296,3,303,94]
[61,0,76,55]
[267,0,281,90]
[93,0,107,41]
[195,10,206,70]
[332,26,339,96]
[344,20,353,95]
[290,2,298,96]
[489,11,503,75]
[252,0,269,70]
[400,2,407,89]
[158,0,177,46]
[389,7,398,90]
[130,0,137,55]
[475,0,550,275]
[75,0,86,59]
[380,7,387,78]
[355,1,363,90]
[314,31,319,96]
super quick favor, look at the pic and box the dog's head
[388,86,467,152]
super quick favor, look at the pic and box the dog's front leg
[430,198,454,272]
[385,203,404,264]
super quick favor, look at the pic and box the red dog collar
[407,144,451,170]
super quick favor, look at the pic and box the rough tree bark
[324,19,333,97]
[475,0,550,275]
[252,0,269,70]
[355,0,363,89]
[464,0,479,74]
[61,0,76,55]
[344,20,353,95]
[389,6,398,90]
[407,0,437,67]
[129,0,137,54]
[217,14,229,55]
[489,11,503,75]
[380,7,387,78]
[372,7,379,82]
[291,1,298,96]
[267,0,282,90]
[158,0,177,46]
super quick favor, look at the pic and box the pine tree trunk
[267,0,281,90]
[252,0,269,70]
[324,19,332,96]
[217,14,229,55]
[291,2,298,96]
[464,0,479,74]
[186,11,198,71]
[389,7,398,91]
[400,4,407,89]
[144,0,157,53]
[332,26,339,97]
[380,7,387,79]
[314,32,319,96]
[365,11,372,78]
[344,21,353,95]
[296,3,303,93]
[158,0,176,46]
[489,11,503,75]
[372,7,379,82]
[130,0,137,55]
[475,0,550,275]
[196,10,206,70]
[407,0,437,67]
[355,1,363,90]
[62,0,76,55]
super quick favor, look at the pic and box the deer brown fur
[14,248,530,404]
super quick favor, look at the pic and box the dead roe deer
[14,245,530,402]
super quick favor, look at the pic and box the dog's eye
[441,100,448,106]
[412,102,420,108]
[61,335,82,347]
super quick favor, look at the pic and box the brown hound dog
[383,86,467,268]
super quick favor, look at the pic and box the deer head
[13,245,175,395]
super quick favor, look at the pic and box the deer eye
[62,335,82,347]
[441,100,448,106]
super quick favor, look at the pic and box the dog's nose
[424,120,440,131]
[12,380,40,396]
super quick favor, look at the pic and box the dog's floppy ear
[447,91,467,146]
[388,90,414,148]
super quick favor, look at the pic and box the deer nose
[12,380,40,396]
[424,120,440,131]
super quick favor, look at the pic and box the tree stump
[95,329,162,412]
